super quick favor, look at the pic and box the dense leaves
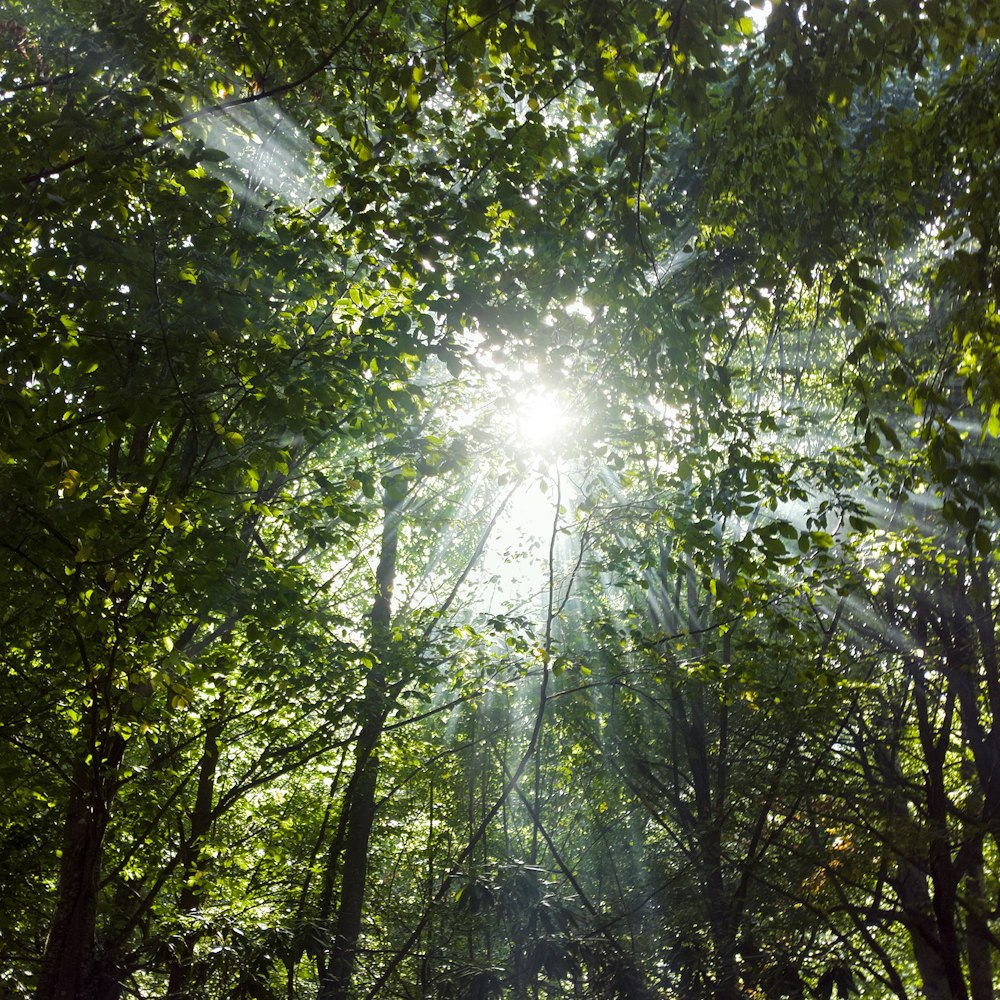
[2,1,1000,999]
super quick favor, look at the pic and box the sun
[513,385,568,455]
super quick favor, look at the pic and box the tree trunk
[913,680,969,1000]
[319,482,404,1000]
[876,696,967,1000]
[680,683,740,1000]
[894,857,963,1000]
[166,716,224,998]
[320,720,385,1000]
[37,721,125,1000]
[963,832,995,1000]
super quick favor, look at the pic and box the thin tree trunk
[682,684,740,1000]
[319,482,404,1000]
[321,719,385,1000]
[37,715,125,1000]
[913,678,969,1000]
[166,716,224,998]
[874,692,966,1000]
[895,858,962,1000]
[963,831,995,1000]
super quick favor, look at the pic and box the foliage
[2,1,1000,999]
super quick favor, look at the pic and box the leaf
[455,59,476,90]
[811,531,835,550]
[59,469,81,495]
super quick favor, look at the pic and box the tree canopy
[2,1,1000,999]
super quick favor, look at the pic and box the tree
[4,1,1000,999]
